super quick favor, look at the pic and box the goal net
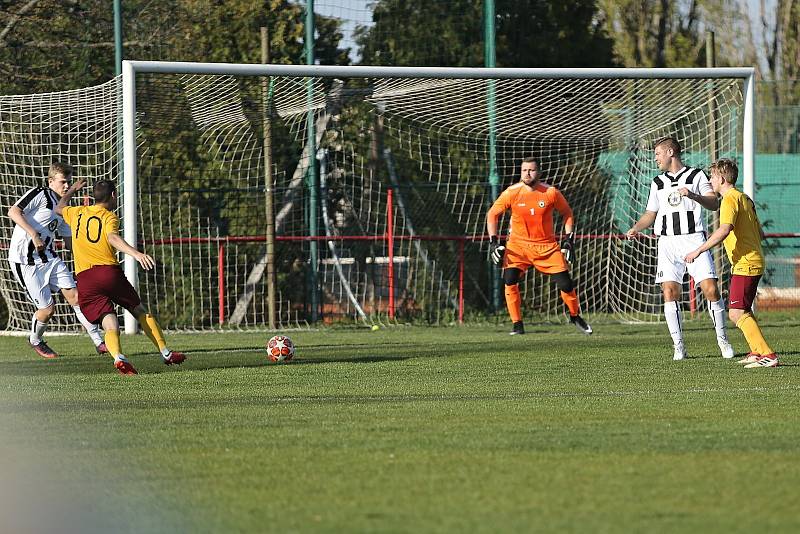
[0,64,753,331]
[0,80,121,332]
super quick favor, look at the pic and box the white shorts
[655,233,717,284]
[10,259,76,309]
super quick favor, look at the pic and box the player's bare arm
[685,223,733,263]
[55,178,86,216]
[626,211,657,238]
[486,211,499,240]
[107,232,156,270]
[678,188,720,211]
[8,205,45,252]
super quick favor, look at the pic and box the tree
[598,0,726,67]
[753,0,799,101]
[355,0,616,68]
[0,0,349,95]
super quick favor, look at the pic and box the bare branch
[20,40,151,49]
[0,0,41,45]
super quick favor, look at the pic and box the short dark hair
[654,137,682,155]
[93,180,116,204]
[48,162,73,182]
[521,156,540,166]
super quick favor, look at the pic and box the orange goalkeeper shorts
[503,240,569,274]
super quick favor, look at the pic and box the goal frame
[121,60,756,333]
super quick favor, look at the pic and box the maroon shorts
[76,265,141,324]
[729,274,761,311]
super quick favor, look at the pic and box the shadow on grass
[0,345,441,375]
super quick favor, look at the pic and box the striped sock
[664,301,683,346]
[30,316,48,345]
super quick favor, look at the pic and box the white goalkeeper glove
[489,236,505,266]
[561,232,575,264]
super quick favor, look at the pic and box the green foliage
[0,0,117,94]
[0,0,349,96]
[356,0,615,67]
[165,0,349,66]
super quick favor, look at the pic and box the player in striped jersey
[685,159,778,368]
[486,156,592,336]
[626,138,733,361]
[7,162,106,358]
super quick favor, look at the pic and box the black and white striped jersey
[645,166,713,236]
[8,187,70,265]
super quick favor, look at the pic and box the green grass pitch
[1,313,798,533]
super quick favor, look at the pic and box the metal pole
[305,0,319,323]
[484,0,501,314]
[261,27,276,330]
[387,188,395,319]
[218,243,225,324]
[122,61,138,334]
[114,0,123,76]
[127,61,756,80]
[742,74,756,200]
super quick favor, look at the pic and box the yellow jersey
[719,187,764,276]
[62,205,120,274]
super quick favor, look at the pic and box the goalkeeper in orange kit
[486,156,592,335]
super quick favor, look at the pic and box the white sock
[664,301,683,346]
[708,299,729,343]
[72,305,104,346]
[30,316,48,345]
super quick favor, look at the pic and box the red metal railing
[138,231,799,325]
[387,188,395,320]
[141,233,474,324]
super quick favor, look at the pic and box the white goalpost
[0,62,755,333]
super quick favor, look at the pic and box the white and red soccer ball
[267,335,295,362]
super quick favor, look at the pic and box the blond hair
[47,162,73,182]
[709,158,738,185]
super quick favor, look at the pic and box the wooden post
[261,26,277,330]
[707,31,725,301]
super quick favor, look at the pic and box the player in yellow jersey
[684,158,778,368]
[486,156,592,335]
[55,179,186,375]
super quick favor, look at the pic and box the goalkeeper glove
[561,232,575,264]
[489,236,505,266]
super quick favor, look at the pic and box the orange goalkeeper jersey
[488,182,574,244]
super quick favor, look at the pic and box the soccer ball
[267,335,295,362]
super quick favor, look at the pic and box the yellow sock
[560,289,580,316]
[736,313,774,355]
[104,330,122,358]
[505,284,522,323]
[139,313,167,352]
